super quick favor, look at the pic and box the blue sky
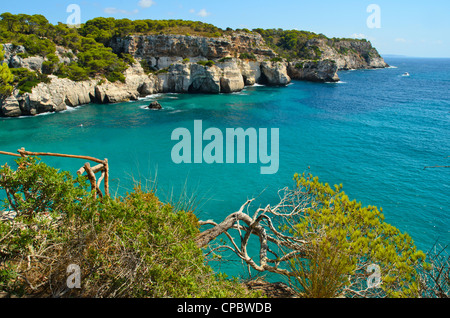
[1,0,449,57]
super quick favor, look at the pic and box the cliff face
[287,60,340,83]
[109,32,288,91]
[1,77,98,117]
[282,38,387,83]
[110,33,276,62]
[0,32,388,117]
[314,38,388,70]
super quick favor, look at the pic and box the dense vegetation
[0,13,130,88]
[289,173,427,297]
[0,157,258,298]
[0,13,229,96]
[80,17,224,43]
[253,28,325,60]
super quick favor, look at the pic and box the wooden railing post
[103,159,110,197]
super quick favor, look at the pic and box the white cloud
[395,38,407,43]
[197,9,210,17]
[138,0,155,8]
[104,7,139,15]
[189,9,195,14]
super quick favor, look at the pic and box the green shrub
[155,67,170,74]
[119,53,136,66]
[338,47,349,55]
[270,57,283,62]
[197,60,215,67]
[41,53,59,75]
[16,53,30,59]
[139,59,155,74]
[10,68,50,94]
[56,64,90,82]
[218,57,233,63]
[106,71,125,83]
[0,157,88,219]
[19,34,56,57]
[77,46,127,78]
[311,45,322,58]
[239,52,256,61]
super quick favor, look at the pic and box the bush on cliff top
[197,60,215,67]
[80,17,224,42]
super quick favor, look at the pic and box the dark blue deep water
[1,57,449,277]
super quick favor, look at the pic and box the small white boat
[402,72,410,77]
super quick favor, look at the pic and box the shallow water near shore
[1,57,449,278]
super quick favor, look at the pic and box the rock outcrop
[305,38,389,70]
[2,44,76,73]
[260,61,291,85]
[287,60,340,83]
[148,101,162,110]
[218,59,245,93]
[0,96,22,117]
[95,83,139,104]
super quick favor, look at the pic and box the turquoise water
[1,57,449,276]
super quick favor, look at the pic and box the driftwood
[0,147,110,198]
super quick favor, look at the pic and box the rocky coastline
[0,32,388,118]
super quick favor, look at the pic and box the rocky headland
[0,32,388,118]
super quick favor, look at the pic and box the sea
[1,57,449,278]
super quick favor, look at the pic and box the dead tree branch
[196,188,312,277]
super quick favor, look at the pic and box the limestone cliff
[109,33,276,64]
[312,38,388,70]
